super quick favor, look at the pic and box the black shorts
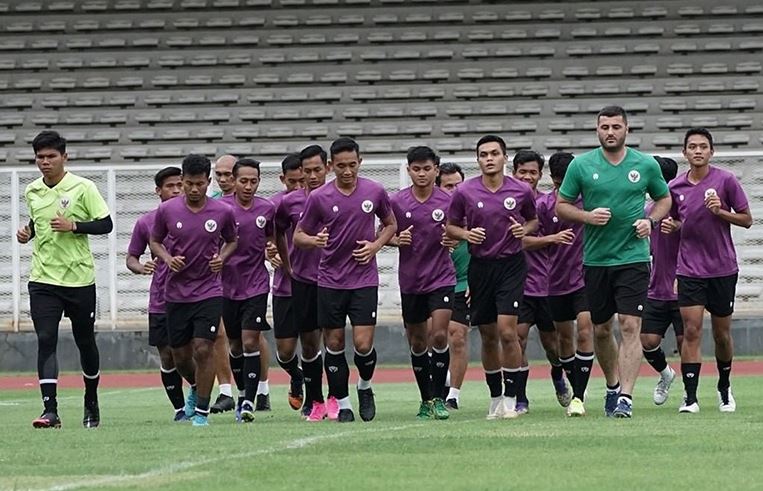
[517,296,555,332]
[677,274,737,317]
[272,295,297,339]
[28,282,96,327]
[317,286,377,329]
[642,299,684,337]
[548,288,589,323]
[166,297,223,348]
[468,254,526,326]
[451,290,470,327]
[584,263,649,325]
[148,313,169,347]
[222,294,271,340]
[292,278,320,333]
[401,286,455,325]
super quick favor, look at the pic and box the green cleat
[416,401,434,420]
[432,398,450,420]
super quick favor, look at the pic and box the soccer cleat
[432,398,450,420]
[553,377,573,408]
[184,387,198,418]
[417,401,434,420]
[445,398,459,410]
[173,410,190,422]
[604,390,619,417]
[718,387,736,413]
[288,382,304,411]
[306,402,328,422]
[255,393,271,412]
[679,398,700,414]
[567,397,586,417]
[501,396,519,419]
[83,399,100,428]
[486,397,505,420]
[357,387,376,422]
[32,411,61,429]
[326,396,340,421]
[235,397,244,423]
[653,367,676,406]
[240,401,255,423]
[191,413,209,427]
[613,398,633,418]
[301,401,313,419]
[337,408,355,423]
[515,401,529,415]
[210,394,235,414]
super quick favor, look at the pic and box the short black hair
[181,154,211,177]
[548,152,575,181]
[683,127,714,150]
[436,162,464,186]
[512,150,545,172]
[406,146,439,166]
[597,105,628,124]
[653,156,679,183]
[154,166,182,188]
[299,144,328,165]
[475,135,507,156]
[233,157,261,177]
[329,137,360,159]
[32,130,66,154]
[281,153,302,174]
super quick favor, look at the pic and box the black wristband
[648,217,660,229]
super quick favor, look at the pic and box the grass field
[1,374,762,491]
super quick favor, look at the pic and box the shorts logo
[405,211,412,218]
[704,188,717,199]
[679,194,685,202]
[210,325,216,332]
[552,216,559,223]
[255,216,266,229]
[432,209,445,222]
[637,304,643,311]
[176,221,183,229]
[371,311,376,318]
[477,201,484,209]
[628,170,641,183]
[332,205,339,213]
[204,219,218,232]
[443,296,449,303]
[361,200,374,213]
[256,317,262,323]
[503,197,516,211]
[59,196,71,209]
[593,173,599,180]
[513,301,519,308]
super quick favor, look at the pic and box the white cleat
[653,366,676,406]
[718,387,736,413]
[501,396,519,419]
[678,398,700,414]
[486,397,505,420]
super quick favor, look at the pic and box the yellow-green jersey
[25,172,110,287]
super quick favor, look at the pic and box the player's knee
[192,339,215,359]
[242,338,260,354]
[640,334,660,351]
[354,338,373,355]
[301,344,319,360]
[36,329,57,351]
[158,346,175,369]
[682,326,702,345]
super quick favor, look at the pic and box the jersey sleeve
[521,188,537,221]
[725,173,749,212]
[83,180,110,220]
[297,192,321,235]
[558,159,582,202]
[127,219,148,257]
[646,157,670,200]
[274,198,291,233]
[375,186,394,221]
[447,188,467,227]
[264,202,276,237]
[151,204,168,243]
[221,207,237,243]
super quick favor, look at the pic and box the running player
[446,135,538,420]
[150,154,238,426]
[294,138,397,422]
[556,106,671,418]
[389,146,454,420]
[668,128,752,414]
[126,166,188,421]
[18,130,113,429]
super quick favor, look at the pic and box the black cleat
[337,408,355,423]
[288,370,305,410]
[83,400,100,428]
[445,398,459,410]
[301,401,313,419]
[33,411,61,429]
[357,387,376,422]
[210,394,235,414]
[255,393,271,411]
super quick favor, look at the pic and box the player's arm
[16,218,35,244]
[523,230,575,251]
[126,254,156,275]
[217,237,238,264]
[294,224,329,249]
[273,230,291,275]
[712,205,752,228]
[707,178,753,228]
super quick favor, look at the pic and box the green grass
[1,375,762,491]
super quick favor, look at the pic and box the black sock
[716,358,732,391]
[516,367,529,403]
[302,352,324,403]
[644,346,668,373]
[411,349,432,401]
[681,362,701,404]
[324,350,349,400]
[620,393,632,402]
[354,348,377,383]
[41,381,57,413]
[550,364,564,381]
[503,368,519,398]
[430,347,450,400]
[560,356,575,387]
[606,382,621,393]
[229,353,244,392]
[243,351,262,403]
[485,371,502,398]
[160,367,185,410]
[83,372,99,404]
[278,353,302,381]
[195,396,210,416]
[573,351,594,400]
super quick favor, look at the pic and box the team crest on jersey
[176,221,183,229]
[503,197,516,210]
[552,216,559,223]
[704,188,717,199]
[628,170,641,183]
[255,216,267,229]
[332,205,339,213]
[405,211,412,218]
[361,200,374,213]
[432,209,445,222]
[204,219,218,232]
[477,201,484,209]
[593,173,599,180]
[59,196,71,209]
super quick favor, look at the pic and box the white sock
[338,396,353,410]
[357,378,372,391]
[219,383,232,397]
[661,366,673,377]
[257,380,270,395]
[447,387,461,402]
[445,370,452,387]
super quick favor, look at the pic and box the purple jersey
[447,175,536,259]
[152,196,237,303]
[670,166,749,278]
[523,191,549,297]
[646,203,679,301]
[297,177,393,290]
[537,190,585,296]
[390,187,456,294]
[277,188,321,284]
[222,196,275,300]
[270,191,292,297]
[127,208,168,314]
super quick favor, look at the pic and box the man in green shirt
[557,106,671,418]
[16,130,113,429]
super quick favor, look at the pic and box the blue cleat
[191,413,209,426]
[613,398,632,418]
[184,387,198,418]
[604,390,619,417]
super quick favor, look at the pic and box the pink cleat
[306,402,328,422]
[326,396,340,421]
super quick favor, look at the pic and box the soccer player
[294,137,397,422]
[556,106,671,418]
[512,150,571,414]
[389,146,454,420]
[276,145,334,421]
[437,163,471,410]
[17,130,113,429]
[641,156,683,406]
[447,135,538,420]
[539,152,595,417]
[220,158,276,422]
[126,166,188,421]
[150,154,238,426]
[668,128,752,414]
